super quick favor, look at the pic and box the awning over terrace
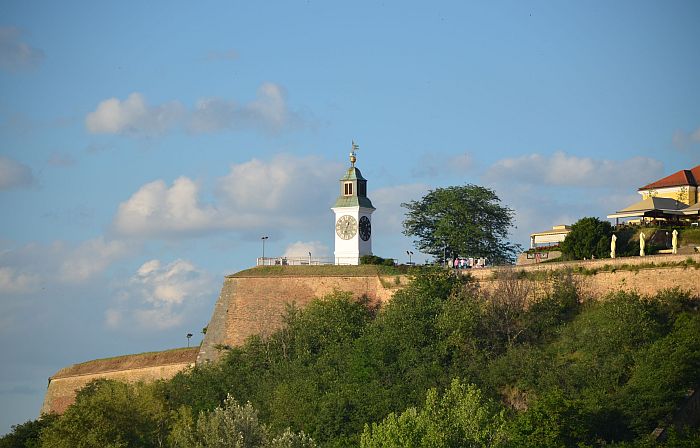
[680,202,700,215]
[607,197,689,219]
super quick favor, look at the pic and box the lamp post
[186,333,193,347]
[406,250,413,265]
[308,251,312,265]
[261,236,269,265]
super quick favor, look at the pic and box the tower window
[344,182,353,195]
[358,181,366,196]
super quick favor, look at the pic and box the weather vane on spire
[350,140,359,167]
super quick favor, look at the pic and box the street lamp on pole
[406,250,413,265]
[186,333,193,347]
[261,236,269,264]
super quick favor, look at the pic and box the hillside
[9,268,699,447]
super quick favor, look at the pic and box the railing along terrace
[256,256,335,266]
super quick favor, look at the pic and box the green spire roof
[339,167,366,181]
[333,195,375,208]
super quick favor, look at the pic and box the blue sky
[1,0,699,434]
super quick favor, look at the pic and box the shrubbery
[561,217,613,260]
[4,269,698,447]
[360,255,396,266]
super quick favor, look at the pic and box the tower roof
[334,195,375,208]
[340,166,367,181]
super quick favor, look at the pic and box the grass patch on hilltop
[230,264,414,278]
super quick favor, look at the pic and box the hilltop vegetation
[3,269,699,447]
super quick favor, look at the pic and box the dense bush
[360,255,396,266]
[561,217,613,260]
[4,270,698,447]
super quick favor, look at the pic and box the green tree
[168,395,316,448]
[505,389,592,447]
[560,217,613,260]
[39,380,169,448]
[360,379,507,448]
[0,414,57,448]
[402,185,520,264]
[618,313,700,435]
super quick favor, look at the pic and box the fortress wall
[43,256,698,417]
[471,253,700,280]
[41,348,197,415]
[472,253,700,299]
[197,275,400,364]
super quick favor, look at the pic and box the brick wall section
[197,275,399,364]
[41,348,198,415]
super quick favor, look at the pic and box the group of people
[452,257,487,269]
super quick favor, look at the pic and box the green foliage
[618,312,700,434]
[679,227,700,245]
[168,395,314,448]
[401,184,520,264]
[360,379,506,448]
[360,255,396,266]
[524,271,580,343]
[0,414,57,448]
[561,216,614,260]
[39,380,169,448]
[506,389,593,447]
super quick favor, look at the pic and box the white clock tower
[331,142,375,265]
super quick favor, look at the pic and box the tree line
[3,268,699,447]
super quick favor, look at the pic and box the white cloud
[86,83,303,137]
[283,241,329,258]
[189,83,299,133]
[113,155,343,238]
[113,177,225,237]
[0,27,44,72]
[0,155,35,190]
[58,237,131,283]
[85,92,185,136]
[111,258,214,330]
[0,267,38,294]
[484,151,664,189]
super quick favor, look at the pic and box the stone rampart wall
[197,275,400,364]
[43,255,698,417]
[472,253,700,300]
[41,361,194,415]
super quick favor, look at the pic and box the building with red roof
[638,164,700,205]
[608,164,700,224]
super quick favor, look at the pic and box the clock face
[336,215,357,240]
[359,216,371,241]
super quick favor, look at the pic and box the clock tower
[331,142,375,265]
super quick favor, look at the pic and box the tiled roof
[639,164,700,190]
